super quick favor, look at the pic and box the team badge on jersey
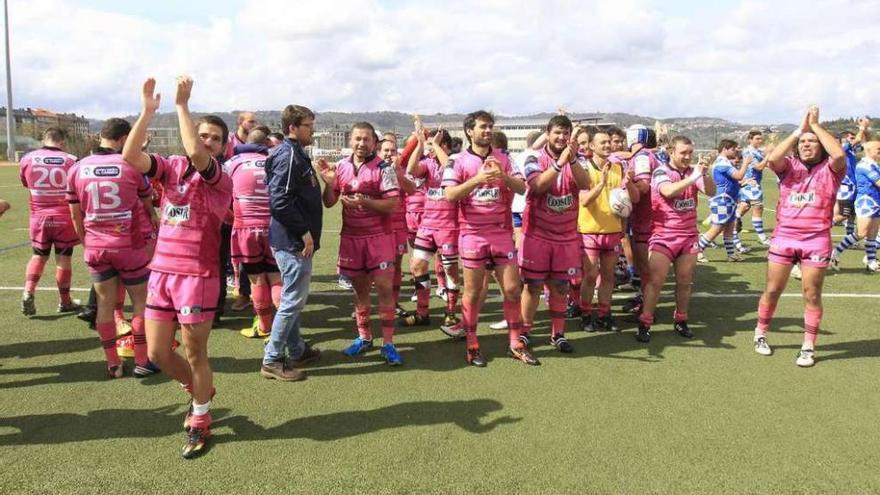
[709,193,736,224]
[855,195,880,218]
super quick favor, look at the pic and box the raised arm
[808,106,846,173]
[122,78,161,173]
[317,158,339,208]
[406,131,427,178]
[766,110,809,175]
[174,76,210,171]
[658,161,707,199]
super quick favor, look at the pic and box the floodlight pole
[4,0,14,161]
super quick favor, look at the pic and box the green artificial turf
[1,165,879,494]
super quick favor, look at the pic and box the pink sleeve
[19,157,29,188]
[65,166,79,204]
[379,164,400,199]
[441,159,463,187]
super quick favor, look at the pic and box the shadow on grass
[0,400,518,446]
[0,337,97,359]
[213,399,520,442]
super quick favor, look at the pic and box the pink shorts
[30,215,79,253]
[581,232,624,258]
[338,233,395,278]
[649,232,699,260]
[519,234,581,283]
[146,271,219,324]
[459,230,516,270]
[231,226,276,268]
[394,229,408,257]
[406,211,423,246]
[84,247,151,285]
[768,232,832,268]
[413,227,459,258]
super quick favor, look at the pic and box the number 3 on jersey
[86,181,122,210]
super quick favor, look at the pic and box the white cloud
[5,0,879,124]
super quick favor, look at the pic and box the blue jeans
[263,249,312,365]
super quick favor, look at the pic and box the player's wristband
[552,161,564,173]
[687,169,702,184]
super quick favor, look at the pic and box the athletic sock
[597,303,611,318]
[549,294,566,337]
[723,236,736,257]
[96,321,121,367]
[24,257,47,294]
[638,313,654,329]
[697,233,712,251]
[461,300,478,348]
[866,238,877,263]
[355,307,372,341]
[503,299,523,347]
[189,403,212,429]
[414,274,430,318]
[753,218,766,239]
[834,233,859,257]
[673,310,688,323]
[733,232,744,249]
[131,315,147,366]
[445,287,459,315]
[252,284,273,333]
[434,257,447,291]
[846,218,855,236]
[379,305,395,344]
[55,267,72,305]
[803,307,822,348]
[756,303,776,335]
[270,280,282,308]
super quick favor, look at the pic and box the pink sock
[188,411,212,430]
[24,257,47,294]
[445,288,459,315]
[55,267,72,304]
[96,321,121,367]
[673,310,688,322]
[804,307,822,347]
[522,321,533,336]
[379,305,395,344]
[757,303,776,333]
[639,313,654,328]
[416,287,430,317]
[131,315,148,366]
[252,284,274,332]
[549,294,566,337]
[461,300,479,348]
[434,257,447,290]
[270,281,282,308]
[597,303,611,318]
[503,299,522,347]
[114,283,126,321]
[355,307,372,341]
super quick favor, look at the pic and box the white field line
[1,286,879,299]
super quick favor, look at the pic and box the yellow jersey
[577,158,626,234]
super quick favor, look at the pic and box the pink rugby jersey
[629,148,661,228]
[334,155,400,237]
[415,156,457,230]
[147,154,233,277]
[650,164,703,236]
[225,151,271,229]
[21,147,78,217]
[521,147,580,242]
[441,147,519,233]
[774,156,843,238]
[66,152,151,249]
[405,157,428,214]
[391,162,409,232]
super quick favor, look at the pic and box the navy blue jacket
[265,137,322,253]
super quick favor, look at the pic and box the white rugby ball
[610,188,633,218]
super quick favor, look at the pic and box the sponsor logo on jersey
[788,191,816,208]
[93,166,121,177]
[673,197,695,211]
[546,194,574,212]
[163,203,191,224]
[472,187,500,202]
[426,187,444,201]
[42,156,65,166]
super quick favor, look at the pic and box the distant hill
[89,110,872,149]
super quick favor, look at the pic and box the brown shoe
[289,345,321,367]
[260,360,305,381]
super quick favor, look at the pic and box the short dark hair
[718,139,738,152]
[450,137,463,153]
[526,130,543,148]
[246,128,268,145]
[747,129,763,141]
[351,121,376,136]
[606,126,625,140]
[269,132,284,142]
[546,115,572,133]
[430,129,452,149]
[645,129,658,148]
[100,118,132,141]
[197,115,229,144]
[463,110,495,136]
[491,130,508,151]
[42,126,67,143]
[252,125,271,136]
[839,130,855,139]
[281,105,315,134]
[670,135,693,151]
[585,125,608,143]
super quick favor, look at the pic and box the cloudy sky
[5,0,877,124]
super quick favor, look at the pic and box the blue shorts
[512,212,523,228]
[855,195,880,219]
[709,193,737,225]
[738,185,763,205]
